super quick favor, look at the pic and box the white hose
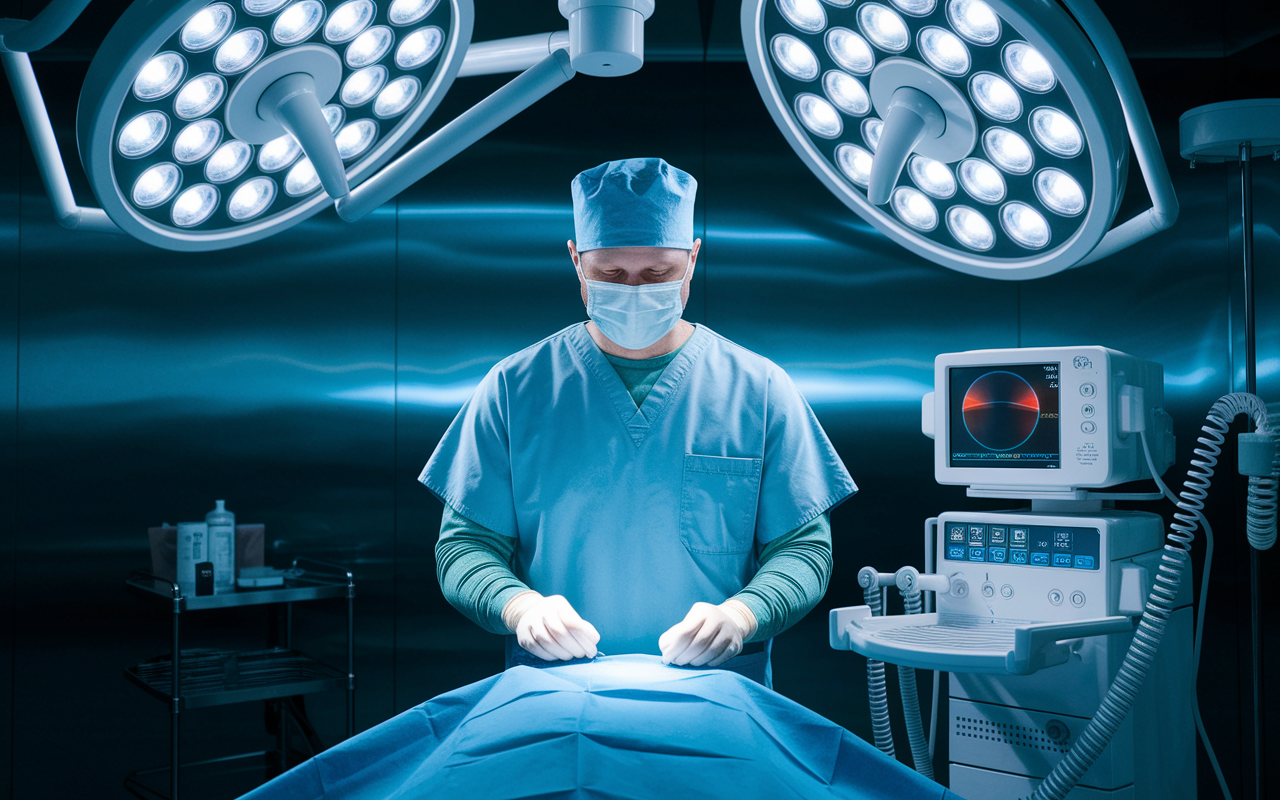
[898,589,934,780]
[861,581,897,758]
[1031,393,1275,800]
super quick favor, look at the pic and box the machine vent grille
[953,715,1069,754]
[875,622,1017,650]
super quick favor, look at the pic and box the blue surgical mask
[583,258,691,351]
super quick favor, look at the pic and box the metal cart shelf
[123,558,355,800]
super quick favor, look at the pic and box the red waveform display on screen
[961,371,1041,451]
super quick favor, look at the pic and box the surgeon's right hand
[501,591,600,661]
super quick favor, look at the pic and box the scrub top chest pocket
[680,454,763,554]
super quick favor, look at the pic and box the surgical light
[325,0,375,43]
[258,133,303,171]
[342,65,387,105]
[173,118,223,163]
[836,143,873,186]
[917,27,969,77]
[2,0,657,250]
[181,4,235,52]
[891,186,938,231]
[743,0,1177,279]
[1000,201,1050,248]
[273,1,326,46]
[173,73,226,119]
[945,205,994,250]
[205,139,252,182]
[968,72,1019,121]
[388,0,440,26]
[132,163,183,208]
[171,183,219,227]
[771,34,819,81]
[227,176,277,220]
[778,0,826,33]
[1035,168,1085,216]
[957,158,1004,203]
[825,28,874,74]
[796,93,841,138]
[1031,107,1083,157]
[862,117,882,150]
[822,71,869,116]
[346,26,394,68]
[374,77,421,118]
[908,155,955,199]
[891,0,936,17]
[946,0,999,45]
[1002,41,1054,93]
[335,119,379,158]
[285,157,322,194]
[118,111,169,158]
[982,126,1033,174]
[857,4,909,53]
[214,29,266,74]
[396,27,444,69]
[245,0,291,15]
[133,53,186,101]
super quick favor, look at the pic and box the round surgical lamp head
[742,0,1129,280]
[77,0,474,251]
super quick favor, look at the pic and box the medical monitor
[923,346,1171,496]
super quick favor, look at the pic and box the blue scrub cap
[571,157,697,251]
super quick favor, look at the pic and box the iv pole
[1180,98,1280,800]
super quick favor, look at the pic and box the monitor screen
[948,363,1060,469]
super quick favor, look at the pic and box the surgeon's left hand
[659,600,759,667]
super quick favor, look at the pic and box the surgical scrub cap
[571,157,697,251]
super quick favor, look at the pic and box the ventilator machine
[831,346,1279,800]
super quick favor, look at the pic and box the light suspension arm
[0,0,93,53]
[336,48,576,222]
[1,51,118,233]
[1065,0,1178,267]
[458,31,571,77]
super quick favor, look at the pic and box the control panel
[942,520,1100,570]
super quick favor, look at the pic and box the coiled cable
[860,575,896,759]
[1032,393,1275,800]
[897,588,934,780]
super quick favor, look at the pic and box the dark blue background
[1,0,1278,798]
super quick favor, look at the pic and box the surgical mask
[583,258,691,351]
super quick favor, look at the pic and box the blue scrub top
[421,323,856,657]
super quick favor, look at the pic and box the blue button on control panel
[1010,551,1028,564]
[1031,553,1051,566]
[969,547,985,562]
[988,547,1007,563]
[1074,555,1095,569]
[947,545,966,560]
[1052,553,1073,567]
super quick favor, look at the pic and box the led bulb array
[111,0,449,232]
[761,0,1093,258]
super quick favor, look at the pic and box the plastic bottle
[206,500,237,594]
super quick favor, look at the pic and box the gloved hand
[502,591,601,661]
[659,599,758,667]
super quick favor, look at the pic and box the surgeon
[420,157,856,686]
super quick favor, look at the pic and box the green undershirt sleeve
[435,504,531,636]
[732,514,834,643]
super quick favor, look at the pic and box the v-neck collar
[567,322,710,447]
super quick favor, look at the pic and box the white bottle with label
[176,521,208,596]
[206,500,237,594]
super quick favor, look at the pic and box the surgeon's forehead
[580,246,688,270]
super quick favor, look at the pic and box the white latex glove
[659,599,758,667]
[502,591,601,661]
